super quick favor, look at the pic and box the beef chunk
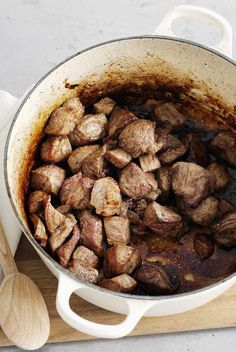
[108,107,137,139]
[63,97,84,113]
[139,153,161,172]
[185,133,209,167]
[44,196,66,233]
[193,234,214,259]
[81,145,108,179]
[56,204,72,215]
[68,144,100,174]
[99,274,137,293]
[143,201,183,240]
[210,131,236,167]
[31,165,65,195]
[105,148,132,168]
[155,128,170,153]
[104,245,141,277]
[158,135,188,165]
[183,197,219,226]
[93,97,116,115]
[90,177,122,216]
[49,214,77,252]
[135,264,179,294]
[213,211,236,247]
[207,162,231,191]
[29,213,47,247]
[171,162,215,208]
[72,245,99,269]
[155,167,171,202]
[69,113,108,146]
[104,216,130,245]
[80,210,104,256]
[56,224,80,267]
[60,172,94,210]
[217,199,236,216]
[40,136,72,163]
[45,97,84,135]
[154,102,185,131]
[119,119,158,158]
[27,190,49,213]
[69,263,99,283]
[119,163,160,200]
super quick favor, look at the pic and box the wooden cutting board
[0,236,236,347]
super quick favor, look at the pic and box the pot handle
[56,274,155,338]
[154,5,233,57]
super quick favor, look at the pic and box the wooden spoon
[0,221,50,350]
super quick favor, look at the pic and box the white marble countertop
[1,0,236,351]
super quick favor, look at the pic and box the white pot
[4,5,236,338]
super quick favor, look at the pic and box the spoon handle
[0,221,18,276]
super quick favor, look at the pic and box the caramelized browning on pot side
[26,93,236,296]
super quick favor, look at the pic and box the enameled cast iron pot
[3,5,236,338]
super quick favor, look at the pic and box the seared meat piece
[104,148,132,168]
[71,246,99,269]
[94,97,116,115]
[60,172,94,210]
[193,234,214,259]
[213,211,236,247]
[217,199,236,216]
[49,214,77,252]
[139,153,161,172]
[69,114,108,146]
[210,131,236,167]
[56,204,72,214]
[158,135,188,165]
[40,136,72,163]
[155,167,171,202]
[90,177,122,216]
[108,107,137,139]
[155,128,170,153]
[80,210,104,256]
[99,274,137,293]
[183,197,219,226]
[63,97,85,114]
[44,196,66,233]
[45,97,84,135]
[69,263,99,283]
[119,163,160,200]
[56,224,80,267]
[104,245,141,277]
[104,216,130,245]
[185,133,209,167]
[135,264,179,294]
[207,162,231,191]
[81,145,108,179]
[29,213,47,247]
[27,190,49,213]
[31,165,65,195]
[68,144,100,174]
[171,162,215,208]
[154,102,185,131]
[119,119,158,158]
[143,201,183,240]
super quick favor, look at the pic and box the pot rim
[5,34,236,301]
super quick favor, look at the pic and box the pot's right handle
[154,5,233,57]
[56,274,155,338]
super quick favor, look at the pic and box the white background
[1,0,236,351]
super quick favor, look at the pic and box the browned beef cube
[139,153,161,172]
[213,211,236,247]
[185,133,209,167]
[104,216,130,245]
[155,167,171,202]
[207,162,231,191]
[71,245,99,269]
[44,196,66,233]
[104,245,141,277]
[99,274,137,293]
[158,135,188,165]
[27,191,49,213]
[68,144,100,174]
[81,145,108,179]
[105,148,132,168]
[40,136,72,163]
[31,165,65,195]
[154,102,185,131]
[49,214,77,252]
[57,224,80,267]
[30,213,48,247]
[69,264,99,283]
[210,131,236,167]
[183,197,219,226]
[108,107,137,139]
[93,97,116,115]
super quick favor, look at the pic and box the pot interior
[5,36,236,292]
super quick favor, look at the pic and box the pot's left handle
[56,274,155,338]
[154,5,233,57]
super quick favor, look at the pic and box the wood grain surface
[0,235,235,347]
